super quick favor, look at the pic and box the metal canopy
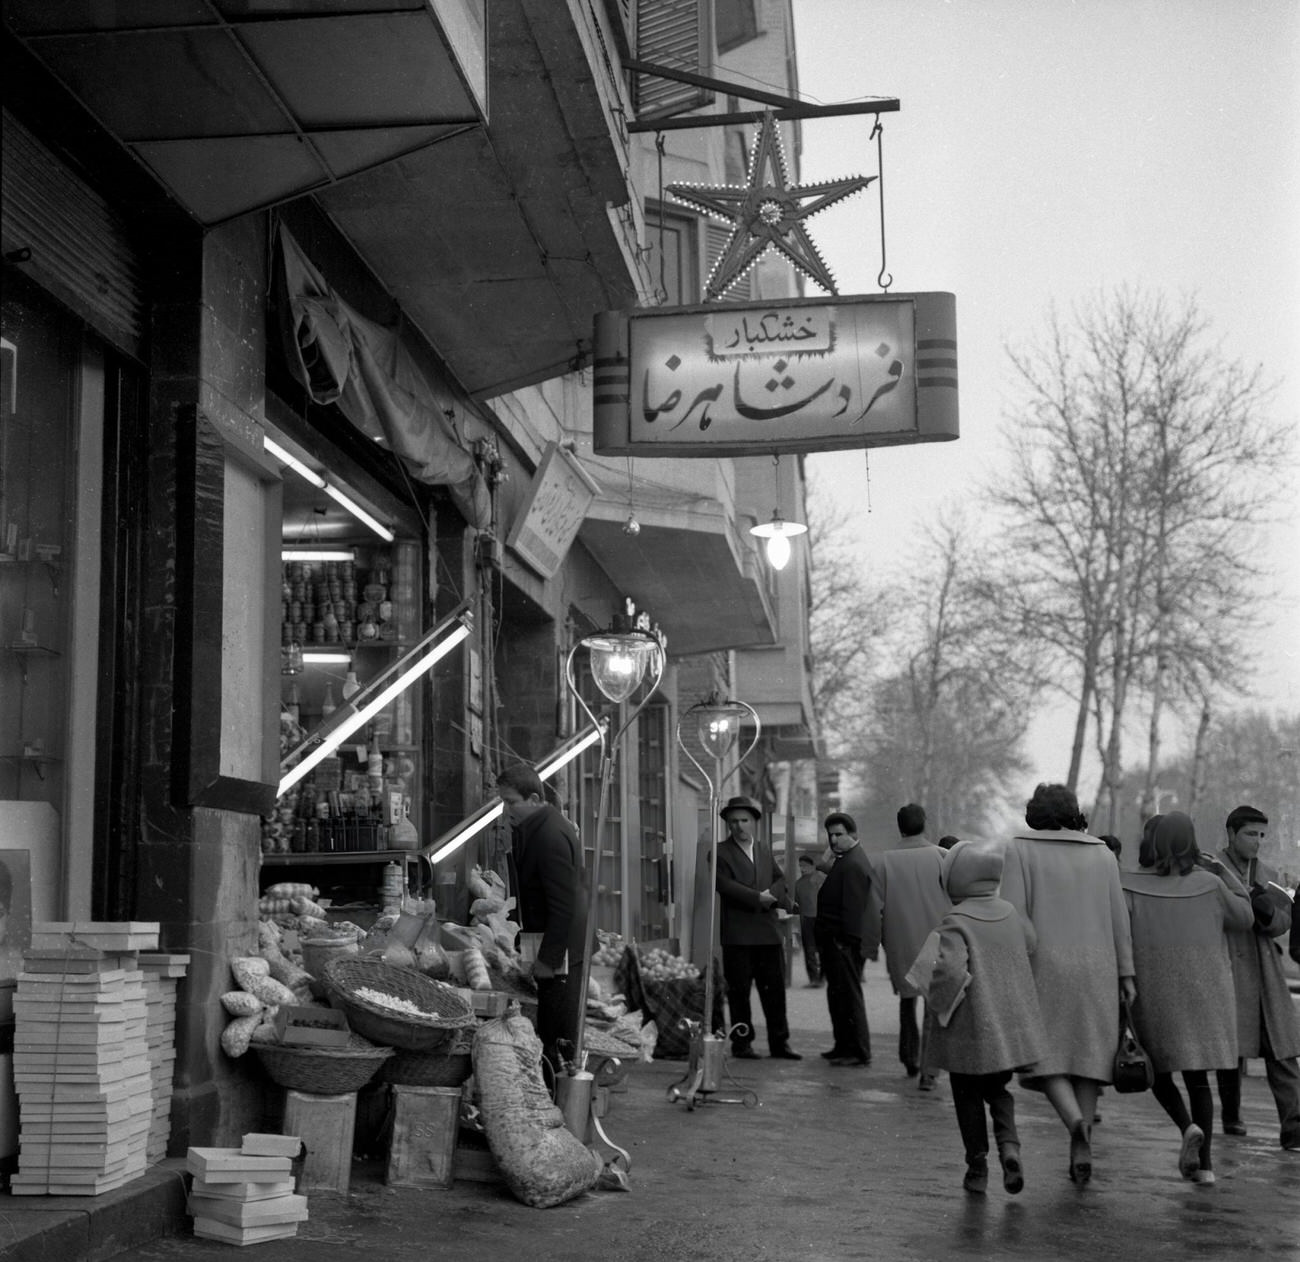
[3,1,486,224]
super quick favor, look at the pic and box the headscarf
[1152,811,1199,876]
[941,839,1004,901]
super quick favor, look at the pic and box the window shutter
[1,110,145,358]
[705,221,752,301]
[634,0,713,121]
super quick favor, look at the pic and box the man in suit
[497,761,587,1076]
[815,811,881,1067]
[715,795,801,1061]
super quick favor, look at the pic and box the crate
[452,987,509,1018]
[283,1089,357,1194]
[386,1086,461,1190]
[273,1006,350,1048]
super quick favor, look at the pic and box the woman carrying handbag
[1120,812,1253,1184]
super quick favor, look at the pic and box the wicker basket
[383,1049,473,1087]
[255,1034,394,1094]
[324,958,475,1052]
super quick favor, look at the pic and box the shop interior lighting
[277,604,472,797]
[263,435,395,543]
[425,721,607,865]
[300,650,352,664]
[281,548,356,562]
[749,512,807,571]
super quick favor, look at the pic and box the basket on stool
[324,957,475,1052]
[383,1049,473,1087]
[255,1034,394,1094]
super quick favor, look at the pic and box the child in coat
[908,839,1047,1195]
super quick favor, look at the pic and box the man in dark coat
[715,795,801,1060]
[815,811,881,1066]
[497,762,587,1074]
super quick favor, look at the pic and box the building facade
[0,0,820,1154]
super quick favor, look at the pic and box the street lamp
[749,512,807,571]
[669,693,760,1109]
[556,621,664,1150]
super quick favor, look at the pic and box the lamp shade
[583,632,661,703]
[750,514,807,571]
[693,700,751,761]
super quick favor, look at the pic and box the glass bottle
[342,669,361,701]
[285,682,300,725]
[321,681,337,718]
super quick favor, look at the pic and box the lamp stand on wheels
[554,623,665,1183]
[667,695,761,1110]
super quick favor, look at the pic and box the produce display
[634,946,700,982]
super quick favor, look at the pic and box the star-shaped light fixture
[668,111,875,301]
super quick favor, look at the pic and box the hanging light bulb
[750,512,807,571]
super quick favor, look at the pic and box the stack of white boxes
[10,922,157,1195]
[138,952,189,1164]
[186,1135,309,1245]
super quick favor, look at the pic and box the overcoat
[874,839,950,995]
[1121,869,1253,1072]
[814,843,881,956]
[1216,850,1300,1060]
[924,897,1046,1076]
[715,836,789,947]
[999,828,1134,1082]
[509,803,587,970]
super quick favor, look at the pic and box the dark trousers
[535,960,584,1073]
[1216,1019,1300,1142]
[899,995,934,1073]
[799,915,821,983]
[950,1070,1018,1163]
[817,928,870,1061]
[721,943,790,1052]
[1153,1070,1214,1169]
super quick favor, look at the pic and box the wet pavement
[106,959,1300,1261]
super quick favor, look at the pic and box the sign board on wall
[593,292,958,458]
[505,441,600,578]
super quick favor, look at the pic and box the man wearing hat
[714,795,802,1060]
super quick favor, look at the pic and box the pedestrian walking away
[999,783,1135,1185]
[793,853,825,986]
[1213,804,1300,1150]
[909,838,1047,1197]
[1121,812,1254,1184]
[874,802,949,1089]
[714,795,802,1061]
[814,812,880,1067]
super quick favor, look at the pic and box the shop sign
[592,292,958,458]
[506,441,600,578]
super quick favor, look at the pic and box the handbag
[1112,996,1154,1093]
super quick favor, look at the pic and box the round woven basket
[383,1049,473,1087]
[324,958,475,1052]
[255,1034,394,1094]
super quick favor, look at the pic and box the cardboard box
[451,987,509,1017]
[272,1006,350,1048]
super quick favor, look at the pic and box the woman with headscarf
[911,839,1046,1197]
[999,783,1135,1184]
[1121,812,1252,1184]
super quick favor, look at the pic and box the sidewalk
[5,962,1299,1262]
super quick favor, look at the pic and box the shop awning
[6,1,647,401]
[578,499,777,659]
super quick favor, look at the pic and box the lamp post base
[556,1069,632,1183]
[667,1028,760,1110]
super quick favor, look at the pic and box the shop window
[645,202,701,306]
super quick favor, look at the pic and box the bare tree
[993,288,1289,831]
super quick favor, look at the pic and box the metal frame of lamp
[749,512,807,571]
[668,694,761,1110]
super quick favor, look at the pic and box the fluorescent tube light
[324,483,395,543]
[282,549,355,562]
[278,619,470,797]
[264,436,326,490]
[426,723,606,865]
[301,650,352,664]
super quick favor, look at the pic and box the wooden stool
[283,1090,356,1194]
[386,1085,461,1189]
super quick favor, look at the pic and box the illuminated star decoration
[667,110,875,301]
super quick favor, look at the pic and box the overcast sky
[788,0,1300,801]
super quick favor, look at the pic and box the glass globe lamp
[583,632,662,703]
[750,513,807,571]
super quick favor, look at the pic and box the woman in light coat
[1121,812,1252,1184]
[999,783,1135,1185]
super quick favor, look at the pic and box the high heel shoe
[1068,1119,1092,1184]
